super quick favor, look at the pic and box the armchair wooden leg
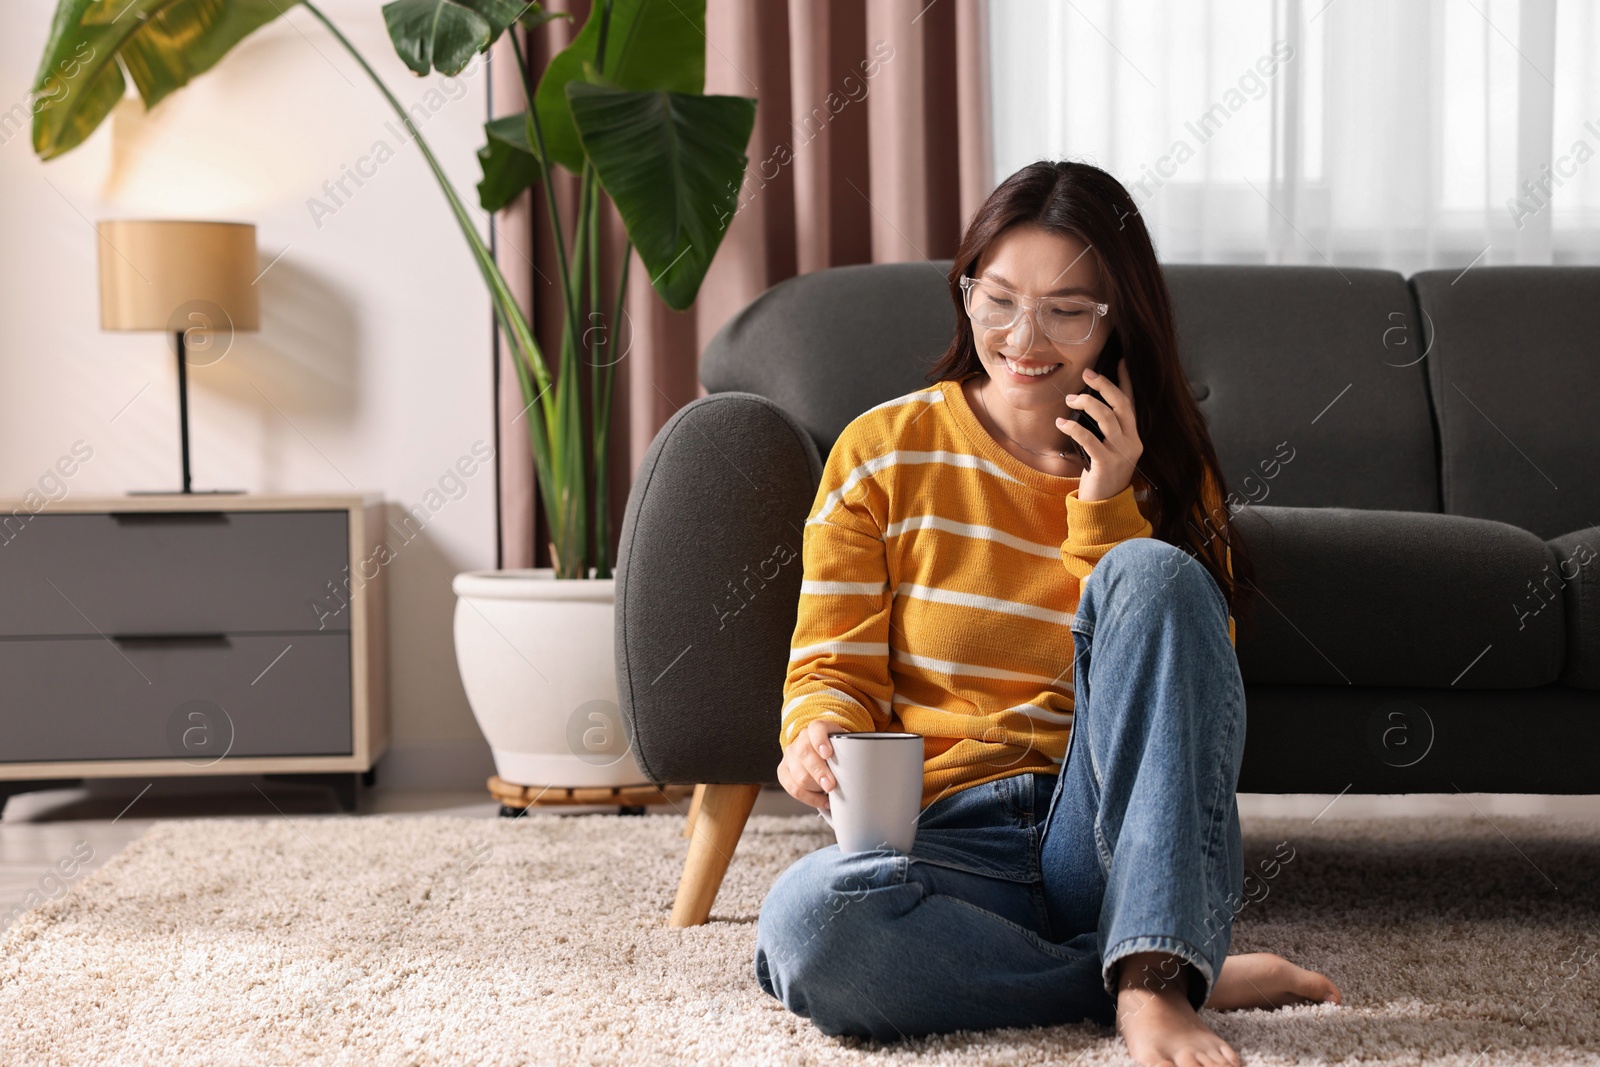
[669,783,761,928]
[682,782,707,839]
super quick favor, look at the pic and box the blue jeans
[754,538,1248,1040]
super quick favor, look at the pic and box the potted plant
[31,0,756,789]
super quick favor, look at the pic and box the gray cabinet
[0,510,352,636]
[0,495,387,803]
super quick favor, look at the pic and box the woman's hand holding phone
[1056,358,1143,503]
[778,719,851,811]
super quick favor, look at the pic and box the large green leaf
[32,0,299,159]
[567,81,753,310]
[381,0,524,77]
[476,111,542,212]
[534,0,705,174]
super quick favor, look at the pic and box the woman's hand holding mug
[778,719,850,811]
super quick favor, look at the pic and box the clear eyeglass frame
[958,275,1110,344]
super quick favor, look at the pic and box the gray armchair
[615,260,1600,926]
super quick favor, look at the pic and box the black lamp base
[152,326,240,495]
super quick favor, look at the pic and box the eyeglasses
[958,275,1109,344]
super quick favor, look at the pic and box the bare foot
[1115,951,1240,1067]
[1206,952,1342,1011]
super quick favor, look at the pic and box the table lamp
[97,219,260,494]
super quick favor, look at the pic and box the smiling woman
[757,159,1337,1066]
[929,160,1254,615]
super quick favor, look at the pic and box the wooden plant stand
[487,775,695,818]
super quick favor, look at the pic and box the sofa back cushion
[702,261,1443,517]
[1410,267,1600,540]
[1164,265,1440,513]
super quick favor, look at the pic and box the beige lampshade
[97,220,260,333]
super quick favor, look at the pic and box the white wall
[0,0,500,786]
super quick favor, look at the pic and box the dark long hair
[925,159,1257,636]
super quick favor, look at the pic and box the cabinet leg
[263,772,360,813]
[0,779,81,818]
[669,783,760,928]
[331,774,358,813]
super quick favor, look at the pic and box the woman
[754,160,1341,1067]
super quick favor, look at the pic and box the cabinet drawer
[0,510,350,637]
[0,633,352,762]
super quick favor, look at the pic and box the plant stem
[509,26,593,577]
[509,30,584,358]
[591,241,628,579]
[559,169,591,577]
[585,167,603,577]
[587,0,617,578]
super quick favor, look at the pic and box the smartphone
[1066,348,1124,456]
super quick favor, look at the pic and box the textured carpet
[1,809,1598,1065]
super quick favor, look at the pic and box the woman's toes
[1307,972,1342,1005]
[1284,962,1341,1005]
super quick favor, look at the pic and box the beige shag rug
[2,809,1599,1066]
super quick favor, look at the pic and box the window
[987,0,1600,270]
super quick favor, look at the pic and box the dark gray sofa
[615,260,1600,926]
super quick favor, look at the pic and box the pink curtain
[491,0,993,570]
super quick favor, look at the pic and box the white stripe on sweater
[808,450,1027,529]
[789,640,890,662]
[895,582,1076,627]
[781,686,891,725]
[890,647,1074,690]
[884,514,1061,558]
[800,580,888,596]
[865,387,946,415]
[893,693,1073,726]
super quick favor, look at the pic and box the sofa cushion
[1548,526,1600,690]
[1410,267,1600,540]
[1234,505,1564,689]
[1164,264,1440,513]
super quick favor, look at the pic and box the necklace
[974,376,1087,466]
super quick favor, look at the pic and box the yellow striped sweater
[780,375,1236,810]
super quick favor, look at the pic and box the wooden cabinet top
[0,493,384,514]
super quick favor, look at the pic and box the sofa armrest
[614,392,823,786]
[1232,505,1564,688]
[1548,527,1600,689]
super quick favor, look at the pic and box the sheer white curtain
[988,0,1600,271]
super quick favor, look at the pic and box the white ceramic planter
[451,567,650,788]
